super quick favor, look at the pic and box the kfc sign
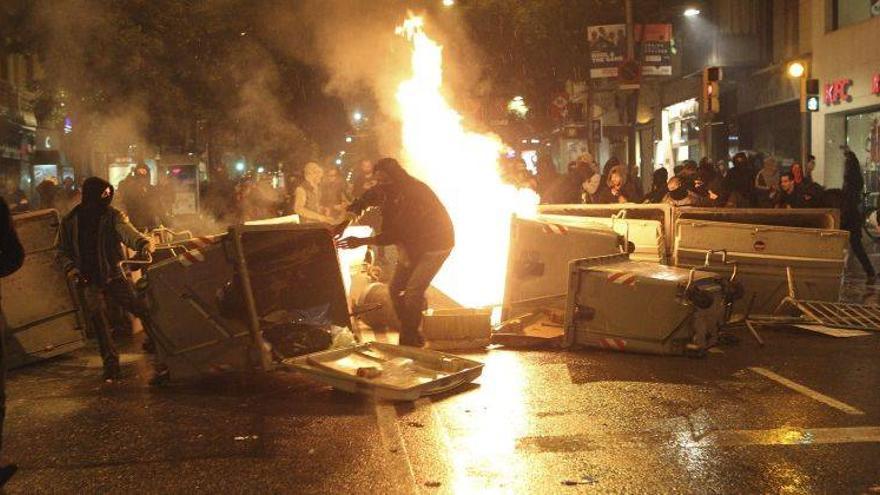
[824,79,852,105]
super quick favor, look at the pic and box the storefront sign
[824,79,852,105]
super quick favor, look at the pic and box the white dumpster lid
[285,342,484,402]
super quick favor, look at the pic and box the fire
[395,15,538,308]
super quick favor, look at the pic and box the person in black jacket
[335,158,455,347]
[840,150,875,282]
[57,178,156,381]
[0,197,24,486]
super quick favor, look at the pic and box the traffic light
[702,66,722,114]
[804,78,820,112]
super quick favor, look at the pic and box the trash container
[563,253,727,355]
[537,213,666,263]
[3,209,85,368]
[674,219,848,314]
[144,222,353,379]
[502,216,622,320]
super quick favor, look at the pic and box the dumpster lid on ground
[285,342,484,401]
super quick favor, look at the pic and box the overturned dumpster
[144,221,483,400]
[539,204,848,313]
[501,216,623,321]
[3,209,85,368]
[563,254,731,355]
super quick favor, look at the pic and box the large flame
[395,15,538,308]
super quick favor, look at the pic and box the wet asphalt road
[5,256,880,493]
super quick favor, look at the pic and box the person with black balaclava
[644,168,669,203]
[335,158,454,348]
[57,177,157,382]
[0,197,24,487]
[118,162,157,231]
[841,150,876,283]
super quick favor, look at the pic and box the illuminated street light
[345,136,353,143]
[787,61,806,78]
[235,161,245,172]
[683,8,701,17]
[335,158,343,165]
[442,0,455,7]
[257,166,265,173]
[353,111,363,122]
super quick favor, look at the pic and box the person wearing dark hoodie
[722,152,754,207]
[57,177,156,381]
[840,150,876,282]
[644,168,669,203]
[118,162,158,231]
[0,197,24,486]
[335,158,454,347]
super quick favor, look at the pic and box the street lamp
[442,0,455,7]
[787,61,806,79]
[235,161,245,172]
[345,136,353,143]
[786,60,810,168]
[353,111,363,123]
[683,7,701,17]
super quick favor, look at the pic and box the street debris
[561,475,598,486]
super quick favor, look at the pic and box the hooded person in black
[335,158,454,347]
[840,151,876,282]
[0,197,23,486]
[118,162,158,231]
[57,177,157,381]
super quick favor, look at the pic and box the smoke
[259,0,490,157]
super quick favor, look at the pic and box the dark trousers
[388,249,450,346]
[83,276,152,371]
[849,227,876,278]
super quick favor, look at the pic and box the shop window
[846,110,880,193]
[831,0,880,31]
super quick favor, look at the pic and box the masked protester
[56,177,158,382]
[335,158,454,347]
[664,176,707,207]
[0,197,24,486]
[118,162,158,231]
[644,168,669,204]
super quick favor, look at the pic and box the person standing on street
[118,162,158,232]
[294,162,335,224]
[841,150,876,283]
[56,177,157,382]
[0,197,24,486]
[335,158,455,347]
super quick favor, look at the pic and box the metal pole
[625,0,638,170]
[800,69,810,167]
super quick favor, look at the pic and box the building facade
[809,0,880,189]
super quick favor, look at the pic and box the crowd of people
[529,151,832,210]
[522,148,875,281]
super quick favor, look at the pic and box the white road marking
[370,328,418,493]
[374,400,419,494]
[689,426,880,447]
[749,367,865,415]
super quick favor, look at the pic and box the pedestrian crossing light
[804,78,820,113]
